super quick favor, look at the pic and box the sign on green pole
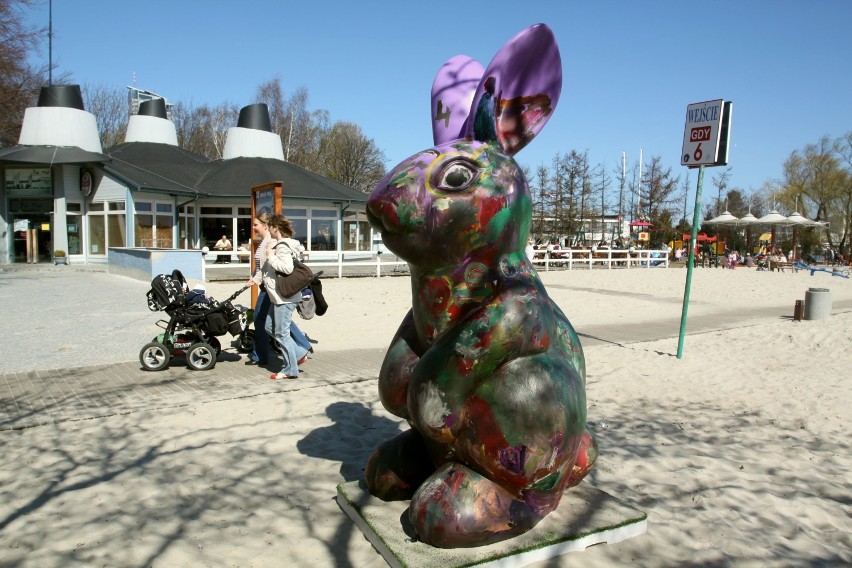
[677,100,733,359]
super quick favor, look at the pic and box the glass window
[201,217,234,249]
[291,219,308,247]
[89,215,105,254]
[89,202,104,212]
[201,207,233,215]
[179,212,197,249]
[237,218,252,248]
[108,213,126,247]
[156,203,172,213]
[311,219,336,250]
[67,202,82,213]
[109,202,125,211]
[67,213,82,254]
[343,211,370,252]
[155,212,172,247]
[135,214,153,247]
[135,202,152,212]
[238,207,251,216]
[312,209,337,218]
[284,208,307,217]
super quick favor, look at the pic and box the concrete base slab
[336,480,648,568]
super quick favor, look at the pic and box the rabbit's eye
[436,161,478,192]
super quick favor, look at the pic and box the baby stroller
[140,269,251,371]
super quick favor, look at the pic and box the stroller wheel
[187,342,217,371]
[207,336,222,356]
[237,329,254,353]
[140,342,171,371]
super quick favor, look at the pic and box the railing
[202,248,670,279]
[532,248,670,270]
[203,250,409,278]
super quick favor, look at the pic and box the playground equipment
[792,261,850,279]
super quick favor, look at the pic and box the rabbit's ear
[462,24,562,156]
[431,55,484,145]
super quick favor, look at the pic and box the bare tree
[0,0,47,146]
[82,83,127,149]
[639,154,679,228]
[711,167,732,215]
[316,121,386,193]
[171,100,238,159]
[593,163,612,243]
[612,154,628,234]
[256,79,330,170]
[530,164,550,241]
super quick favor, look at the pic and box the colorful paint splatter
[365,24,597,548]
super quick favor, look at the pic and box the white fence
[202,248,670,279]
[532,248,670,271]
[203,250,408,278]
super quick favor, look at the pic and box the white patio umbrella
[738,212,758,225]
[735,212,759,254]
[703,210,740,226]
[703,211,741,255]
[786,211,824,260]
[755,209,794,225]
[755,210,795,251]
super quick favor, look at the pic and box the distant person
[214,234,232,263]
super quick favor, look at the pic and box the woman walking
[258,214,309,380]
[245,212,314,368]
[245,212,272,366]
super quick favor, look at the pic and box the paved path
[1,265,849,432]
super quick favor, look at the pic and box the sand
[1,266,850,566]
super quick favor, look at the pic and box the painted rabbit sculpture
[365,24,597,548]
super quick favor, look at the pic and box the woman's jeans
[290,321,311,351]
[251,290,271,363]
[252,290,311,363]
[266,302,309,376]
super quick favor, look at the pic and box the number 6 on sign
[693,143,702,162]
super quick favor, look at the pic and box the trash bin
[804,288,831,320]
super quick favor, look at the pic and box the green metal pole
[677,165,705,359]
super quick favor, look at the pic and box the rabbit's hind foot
[365,429,435,501]
[409,462,545,548]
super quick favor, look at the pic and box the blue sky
[24,0,852,203]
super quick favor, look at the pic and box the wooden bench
[769,260,798,273]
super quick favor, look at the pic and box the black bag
[274,242,314,297]
[204,311,229,336]
[222,302,245,336]
[310,274,328,316]
[146,270,187,311]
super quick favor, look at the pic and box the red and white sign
[681,99,728,167]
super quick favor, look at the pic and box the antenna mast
[48,0,53,86]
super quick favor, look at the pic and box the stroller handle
[223,285,251,303]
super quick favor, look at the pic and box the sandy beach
[1,265,850,566]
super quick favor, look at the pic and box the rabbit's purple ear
[431,55,485,145]
[463,24,562,156]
